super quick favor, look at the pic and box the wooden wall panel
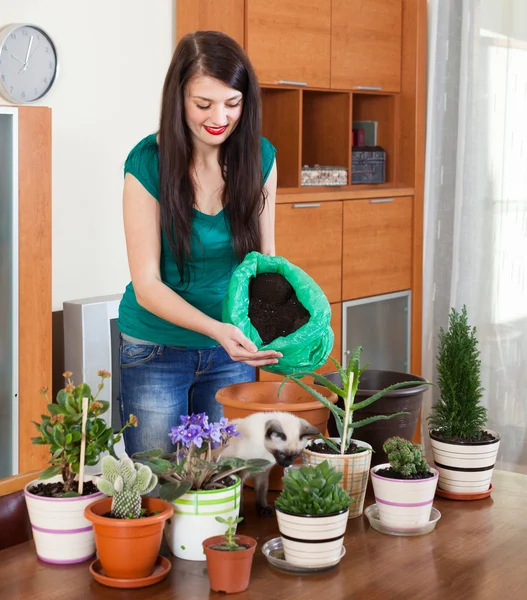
[176,0,245,47]
[17,107,52,474]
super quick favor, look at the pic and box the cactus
[96,453,158,519]
[383,437,430,478]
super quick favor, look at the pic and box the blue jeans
[118,335,254,456]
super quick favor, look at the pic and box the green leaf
[56,389,68,406]
[75,383,92,399]
[65,433,73,445]
[39,465,62,479]
[159,481,192,502]
[352,381,433,411]
[61,491,81,498]
[47,404,68,416]
[215,516,228,524]
[147,458,174,475]
[30,436,48,445]
[133,448,165,459]
[351,412,409,430]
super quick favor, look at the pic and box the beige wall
[0,0,175,310]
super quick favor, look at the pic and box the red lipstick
[204,125,227,136]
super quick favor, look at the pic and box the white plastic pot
[276,507,348,567]
[24,475,103,564]
[430,429,501,494]
[302,438,372,518]
[371,464,438,530]
[165,476,241,561]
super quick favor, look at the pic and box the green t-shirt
[117,134,276,347]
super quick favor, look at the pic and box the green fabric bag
[222,252,334,375]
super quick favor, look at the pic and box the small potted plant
[134,413,270,561]
[203,516,257,594]
[24,371,137,564]
[371,437,438,530]
[428,306,500,497]
[280,346,430,517]
[84,453,173,581]
[275,461,352,568]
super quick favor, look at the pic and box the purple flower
[169,424,186,445]
[179,415,192,426]
[191,413,209,428]
[225,423,241,438]
[204,423,222,444]
[183,424,204,448]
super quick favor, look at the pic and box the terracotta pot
[203,535,256,594]
[84,497,173,579]
[216,381,337,490]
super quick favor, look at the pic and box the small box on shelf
[301,165,348,187]
[351,146,386,185]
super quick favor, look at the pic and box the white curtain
[423,0,527,473]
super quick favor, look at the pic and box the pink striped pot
[24,475,103,564]
[302,438,372,518]
[370,464,439,531]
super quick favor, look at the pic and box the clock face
[0,25,58,103]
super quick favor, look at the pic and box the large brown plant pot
[216,381,337,490]
[203,535,256,594]
[323,370,429,466]
[84,497,173,580]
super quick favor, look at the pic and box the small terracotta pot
[84,497,173,580]
[203,535,256,594]
[216,381,337,490]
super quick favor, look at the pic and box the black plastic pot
[321,370,429,466]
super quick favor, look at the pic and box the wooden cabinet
[259,301,342,382]
[342,196,412,300]
[276,201,342,304]
[246,0,331,88]
[331,0,403,92]
[176,0,245,47]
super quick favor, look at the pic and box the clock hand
[24,35,34,65]
[10,53,25,65]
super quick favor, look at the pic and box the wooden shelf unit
[176,0,427,381]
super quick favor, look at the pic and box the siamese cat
[220,412,320,516]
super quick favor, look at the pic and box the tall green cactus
[96,453,158,519]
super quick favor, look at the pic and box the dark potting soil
[307,440,366,455]
[248,273,310,344]
[28,481,99,498]
[432,430,497,444]
[101,510,159,519]
[209,544,251,551]
[375,467,435,480]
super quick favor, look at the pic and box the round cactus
[96,453,158,519]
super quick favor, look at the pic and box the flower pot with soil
[135,413,269,561]
[282,346,432,517]
[370,437,438,530]
[25,371,137,563]
[203,516,256,594]
[428,306,501,496]
[324,369,430,465]
[216,381,337,490]
[275,461,351,568]
[85,453,173,581]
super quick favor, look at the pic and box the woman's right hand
[213,323,283,367]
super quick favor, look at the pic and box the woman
[117,31,280,455]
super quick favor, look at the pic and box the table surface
[1,470,526,600]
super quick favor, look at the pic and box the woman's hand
[213,323,282,367]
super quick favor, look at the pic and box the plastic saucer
[262,537,346,574]
[364,504,441,536]
[435,483,493,501]
[89,555,171,589]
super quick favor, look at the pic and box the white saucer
[262,537,346,574]
[364,504,441,536]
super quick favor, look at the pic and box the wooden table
[1,470,525,600]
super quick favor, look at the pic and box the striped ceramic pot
[371,464,439,530]
[165,475,241,561]
[302,438,372,518]
[276,507,348,567]
[430,429,501,494]
[24,475,103,564]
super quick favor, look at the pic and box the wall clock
[0,23,58,104]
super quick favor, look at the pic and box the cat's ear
[265,419,286,442]
[299,419,320,439]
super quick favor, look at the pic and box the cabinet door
[343,197,412,299]
[246,0,331,88]
[331,0,403,92]
[176,0,244,47]
[259,301,342,382]
[276,201,342,304]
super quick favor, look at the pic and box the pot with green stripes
[165,475,242,561]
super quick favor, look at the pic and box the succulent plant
[275,461,352,516]
[383,437,430,478]
[96,453,158,519]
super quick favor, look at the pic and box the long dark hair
[158,31,265,283]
